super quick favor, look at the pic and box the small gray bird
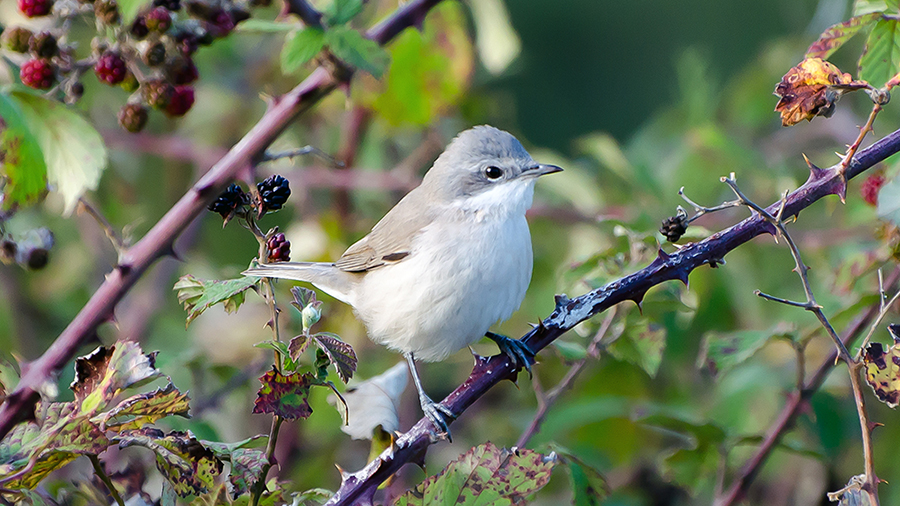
[244,125,561,436]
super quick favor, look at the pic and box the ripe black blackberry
[29,31,58,58]
[208,183,248,220]
[256,175,291,214]
[266,233,291,262]
[659,213,689,243]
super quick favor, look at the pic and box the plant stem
[89,454,125,506]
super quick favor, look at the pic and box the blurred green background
[2,0,900,504]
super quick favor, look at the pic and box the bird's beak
[524,164,563,177]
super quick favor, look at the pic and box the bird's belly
[355,217,533,362]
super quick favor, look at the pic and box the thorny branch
[322,127,900,505]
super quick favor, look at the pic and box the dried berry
[142,41,166,66]
[266,233,291,262]
[660,212,689,243]
[18,0,53,17]
[861,173,887,207]
[20,59,55,89]
[257,175,291,214]
[143,79,175,109]
[165,85,194,117]
[152,0,180,10]
[118,103,149,133]
[28,31,58,58]
[168,57,198,84]
[94,51,128,85]
[94,0,120,25]
[145,6,172,32]
[208,183,248,220]
[130,17,149,39]
[2,27,33,53]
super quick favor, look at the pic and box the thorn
[554,294,571,312]
[116,263,132,276]
[802,154,829,183]
[708,257,725,268]
[675,268,689,286]
[657,248,671,261]
[161,243,181,261]
[869,421,885,431]
[335,463,351,482]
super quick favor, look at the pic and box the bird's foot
[486,332,535,376]
[418,393,455,441]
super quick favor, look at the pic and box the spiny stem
[250,415,284,506]
[89,454,125,506]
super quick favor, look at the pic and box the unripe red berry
[118,103,149,133]
[94,51,128,85]
[861,174,887,207]
[145,6,172,32]
[20,59,55,89]
[18,0,53,17]
[165,85,194,117]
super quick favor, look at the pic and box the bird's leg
[404,352,455,440]
[485,331,535,376]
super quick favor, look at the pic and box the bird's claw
[419,393,455,441]
[486,332,535,376]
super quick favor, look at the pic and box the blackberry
[659,212,689,243]
[208,183,248,220]
[256,175,291,214]
[207,10,235,38]
[2,27,33,53]
[142,41,166,66]
[143,79,175,109]
[20,59,55,89]
[266,233,291,262]
[152,0,180,10]
[94,51,128,85]
[118,103,148,133]
[165,85,194,117]
[18,0,53,17]
[94,0,120,25]
[130,17,149,39]
[145,6,172,32]
[29,31,58,58]
[861,173,886,207]
[168,57,198,84]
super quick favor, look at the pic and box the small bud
[301,304,321,331]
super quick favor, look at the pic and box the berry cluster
[266,233,291,262]
[208,183,250,221]
[3,0,259,132]
[257,175,291,216]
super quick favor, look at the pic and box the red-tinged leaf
[288,334,311,361]
[393,442,557,506]
[313,333,357,383]
[70,343,161,415]
[252,367,314,420]
[99,383,191,431]
[806,12,882,59]
[114,428,223,498]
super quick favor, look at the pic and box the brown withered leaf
[774,58,868,126]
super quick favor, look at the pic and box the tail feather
[242,262,356,305]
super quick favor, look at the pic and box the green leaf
[237,19,298,33]
[889,0,900,11]
[0,92,48,208]
[806,12,882,60]
[99,383,191,431]
[203,436,269,498]
[252,368,314,420]
[115,428,223,498]
[393,442,557,506]
[546,444,609,506]
[5,87,107,215]
[608,319,666,377]
[313,332,357,383]
[325,0,364,25]
[638,413,726,494]
[552,340,588,362]
[70,343,162,414]
[697,328,773,377]
[854,0,889,16]
[860,17,900,86]
[325,26,390,77]
[173,275,258,326]
[877,176,900,226]
[281,27,326,74]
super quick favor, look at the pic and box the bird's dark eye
[484,166,503,179]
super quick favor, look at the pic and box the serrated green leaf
[860,17,900,86]
[237,19,298,33]
[393,442,557,506]
[325,26,389,77]
[806,12,882,60]
[174,275,258,326]
[257,339,300,372]
[325,0,363,25]
[545,444,609,506]
[0,92,48,208]
[697,328,772,377]
[877,176,900,225]
[888,0,900,11]
[6,87,107,215]
[281,27,326,74]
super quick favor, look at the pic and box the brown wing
[334,189,433,272]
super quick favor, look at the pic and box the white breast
[353,179,536,362]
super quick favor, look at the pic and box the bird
[244,125,562,437]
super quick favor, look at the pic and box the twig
[855,272,900,359]
[516,308,617,448]
[89,454,125,506]
[0,0,447,441]
[283,0,324,29]
[261,146,341,168]
[77,197,126,256]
